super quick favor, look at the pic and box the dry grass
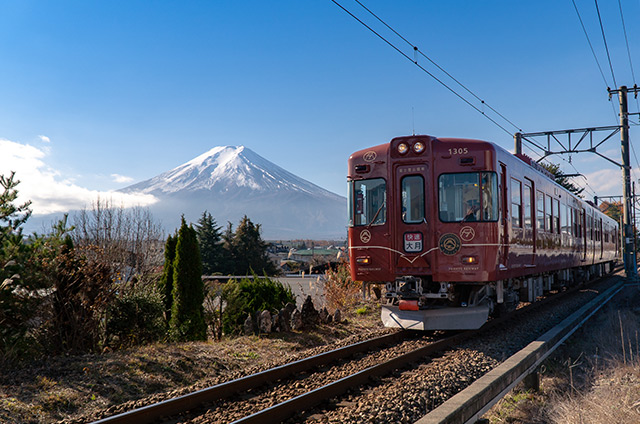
[484,285,640,424]
[547,361,640,424]
[323,260,363,312]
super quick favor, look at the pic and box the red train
[347,135,620,330]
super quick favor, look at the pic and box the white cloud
[584,168,623,197]
[38,135,50,143]
[0,138,157,215]
[111,173,134,184]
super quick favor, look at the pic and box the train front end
[348,136,501,330]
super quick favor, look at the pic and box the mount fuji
[120,146,347,239]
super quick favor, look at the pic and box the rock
[271,312,280,332]
[243,314,255,335]
[284,302,296,314]
[278,307,292,332]
[301,295,319,326]
[319,307,330,323]
[258,310,272,333]
[291,309,303,330]
[333,308,342,323]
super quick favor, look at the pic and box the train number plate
[404,232,423,253]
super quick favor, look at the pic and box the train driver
[464,200,479,222]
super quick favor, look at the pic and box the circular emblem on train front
[360,229,372,244]
[439,233,461,255]
[460,226,475,242]
[363,151,377,162]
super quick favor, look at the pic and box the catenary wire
[617,0,640,113]
[330,0,518,137]
[352,0,523,133]
[571,0,619,123]
[594,0,617,88]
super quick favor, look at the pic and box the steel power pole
[610,85,638,279]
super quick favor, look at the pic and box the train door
[599,218,603,259]
[523,179,535,266]
[500,163,509,266]
[393,165,428,272]
[582,209,587,261]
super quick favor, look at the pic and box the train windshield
[349,178,386,226]
[438,172,498,222]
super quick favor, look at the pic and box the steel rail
[91,330,409,424]
[418,275,627,424]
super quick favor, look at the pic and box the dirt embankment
[484,285,640,424]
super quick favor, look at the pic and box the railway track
[92,271,623,424]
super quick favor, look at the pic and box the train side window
[545,194,553,232]
[510,178,522,227]
[352,178,386,226]
[401,175,425,224]
[438,172,498,222]
[523,183,532,228]
[561,202,568,234]
[536,190,545,231]
[553,198,560,234]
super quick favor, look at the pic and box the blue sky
[2,0,640,217]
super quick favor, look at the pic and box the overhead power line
[330,0,521,137]
[571,0,610,88]
[594,0,617,88]
[352,0,522,133]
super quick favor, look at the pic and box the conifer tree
[195,211,224,275]
[232,215,277,276]
[158,233,177,324]
[169,217,207,341]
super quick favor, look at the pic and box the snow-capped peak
[121,145,340,199]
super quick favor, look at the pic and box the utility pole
[515,84,640,279]
[609,85,638,279]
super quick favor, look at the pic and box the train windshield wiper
[367,201,386,227]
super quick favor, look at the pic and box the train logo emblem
[360,229,372,244]
[439,233,461,255]
[363,151,377,162]
[459,226,475,242]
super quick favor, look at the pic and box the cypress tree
[158,233,177,324]
[169,217,207,341]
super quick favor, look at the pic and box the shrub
[323,260,361,311]
[222,275,295,334]
[106,291,165,348]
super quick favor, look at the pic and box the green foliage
[106,291,165,348]
[158,233,177,324]
[541,162,584,198]
[227,215,277,276]
[0,172,32,243]
[222,275,295,334]
[169,217,207,341]
[195,211,225,275]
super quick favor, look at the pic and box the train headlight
[413,141,425,153]
[397,143,409,154]
[356,256,371,265]
[462,256,478,264]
